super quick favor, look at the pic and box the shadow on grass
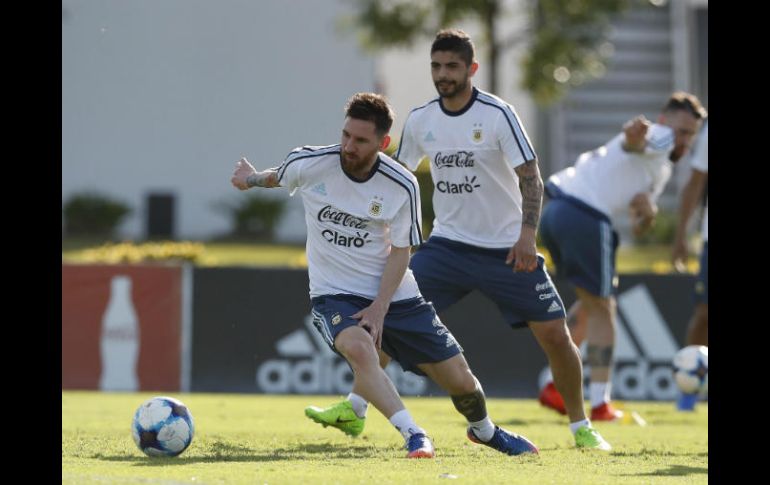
[497,417,566,426]
[613,450,708,458]
[96,442,388,465]
[619,464,708,477]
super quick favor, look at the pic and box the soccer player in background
[671,120,708,410]
[307,29,610,451]
[538,93,707,419]
[232,92,538,457]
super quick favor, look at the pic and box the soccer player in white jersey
[539,93,707,420]
[306,30,610,451]
[231,93,538,458]
[672,120,708,410]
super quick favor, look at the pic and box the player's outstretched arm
[351,245,411,349]
[622,115,650,153]
[231,157,280,190]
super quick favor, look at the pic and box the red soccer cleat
[590,402,624,422]
[538,382,567,415]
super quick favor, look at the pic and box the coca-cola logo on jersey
[434,151,475,169]
[317,205,370,229]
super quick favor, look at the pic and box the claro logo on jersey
[436,175,481,194]
[434,151,476,169]
[538,284,681,400]
[256,315,427,395]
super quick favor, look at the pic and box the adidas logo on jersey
[311,183,327,196]
[424,131,436,142]
[547,300,562,312]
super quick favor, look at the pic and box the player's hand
[622,115,650,152]
[629,192,657,237]
[671,238,689,273]
[506,231,538,273]
[351,302,387,349]
[231,157,257,190]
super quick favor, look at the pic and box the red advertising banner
[62,264,183,391]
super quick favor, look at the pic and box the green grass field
[62,391,707,484]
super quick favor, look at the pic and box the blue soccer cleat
[676,392,698,411]
[467,426,539,456]
[405,433,435,458]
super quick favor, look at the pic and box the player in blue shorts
[672,120,708,410]
[539,94,707,419]
[232,92,537,458]
[307,29,610,451]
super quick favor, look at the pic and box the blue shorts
[409,236,566,329]
[540,184,619,298]
[694,241,708,304]
[310,294,463,376]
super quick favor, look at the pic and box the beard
[434,77,469,99]
[340,150,376,174]
[668,145,687,162]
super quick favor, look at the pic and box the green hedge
[63,192,131,237]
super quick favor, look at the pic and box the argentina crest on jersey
[471,122,483,144]
[367,196,383,218]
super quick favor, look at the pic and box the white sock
[569,419,591,435]
[542,368,554,389]
[590,382,611,408]
[468,417,495,442]
[388,409,426,440]
[347,393,368,419]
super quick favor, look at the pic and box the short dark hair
[662,92,708,120]
[431,29,475,66]
[344,92,394,136]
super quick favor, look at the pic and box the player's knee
[532,320,572,351]
[579,293,614,318]
[336,332,375,367]
[544,324,573,349]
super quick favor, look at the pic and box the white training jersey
[690,121,708,241]
[547,123,675,224]
[276,144,422,301]
[396,87,537,249]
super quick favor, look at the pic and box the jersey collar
[439,86,478,117]
[339,153,382,183]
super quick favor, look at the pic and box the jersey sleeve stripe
[395,100,438,160]
[376,163,423,245]
[276,145,341,182]
[476,94,536,162]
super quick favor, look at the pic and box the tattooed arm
[506,158,544,272]
[231,157,280,190]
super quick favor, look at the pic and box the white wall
[62,0,376,240]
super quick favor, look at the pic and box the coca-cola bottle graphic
[99,275,140,391]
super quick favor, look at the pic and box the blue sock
[677,393,698,411]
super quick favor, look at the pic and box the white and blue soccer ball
[131,396,195,457]
[672,345,708,396]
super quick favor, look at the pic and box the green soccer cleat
[574,425,612,451]
[304,400,365,437]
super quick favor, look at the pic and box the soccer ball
[672,345,708,395]
[131,396,195,457]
